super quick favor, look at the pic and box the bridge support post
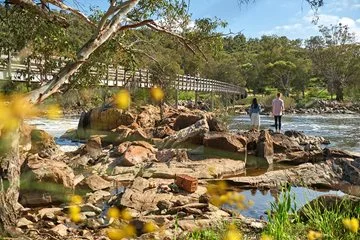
[211,91,214,111]
[232,93,235,110]
[175,89,179,109]
[195,91,198,109]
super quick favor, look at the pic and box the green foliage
[265,186,299,240]
[186,229,220,240]
[264,186,360,240]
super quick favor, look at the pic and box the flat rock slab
[141,158,245,179]
[225,161,339,189]
[120,177,207,212]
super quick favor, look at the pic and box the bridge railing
[0,57,247,96]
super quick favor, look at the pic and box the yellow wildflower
[307,230,322,240]
[107,228,125,240]
[343,218,359,233]
[115,89,131,110]
[70,195,83,205]
[46,104,63,119]
[260,234,273,240]
[69,205,81,214]
[107,207,121,219]
[223,224,242,240]
[143,222,158,233]
[123,224,136,237]
[150,86,164,102]
[121,209,133,221]
[70,212,82,223]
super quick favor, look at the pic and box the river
[230,114,360,153]
[28,114,360,153]
[27,114,359,220]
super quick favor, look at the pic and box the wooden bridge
[0,56,247,99]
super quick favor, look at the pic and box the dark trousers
[274,115,282,130]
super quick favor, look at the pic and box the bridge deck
[0,58,247,97]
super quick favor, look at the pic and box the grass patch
[264,186,360,240]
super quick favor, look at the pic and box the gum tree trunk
[0,129,20,234]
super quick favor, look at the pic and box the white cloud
[262,10,360,41]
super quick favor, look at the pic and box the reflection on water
[226,187,345,220]
[230,114,360,153]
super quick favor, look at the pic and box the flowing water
[230,114,360,153]
[28,117,80,152]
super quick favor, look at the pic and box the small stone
[17,217,33,228]
[51,224,68,237]
[157,200,172,211]
[199,194,210,204]
[81,203,102,213]
[82,211,97,217]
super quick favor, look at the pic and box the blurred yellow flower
[70,212,82,223]
[143,222,158,233]
[107,207,121,219]
[115,89,131,110]
[0,94,37,132]
[343,218,359,233]
[121,209,132,221]
[123,224,136,237]
[307,230,322,240]
[223,224,242,240]
[69,205,81,214]
[46,104,63,119]
[150,86,164,102]
[107,224,136,240]
[107,228,126,240]
[260,234,273,240]
[9,94,37,120]
[70,195,83,205]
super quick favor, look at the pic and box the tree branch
[8,0,69,27]
[44,0,95,27]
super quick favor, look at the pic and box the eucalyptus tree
[306,23,360,101]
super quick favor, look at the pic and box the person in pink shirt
[272,93,285,133]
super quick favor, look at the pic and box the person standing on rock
[249,98,261,130]
[272,92,285,133]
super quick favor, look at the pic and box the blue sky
[72,0,360,40]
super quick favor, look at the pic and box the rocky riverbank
[233,100,360,115]
[5,104,360,239]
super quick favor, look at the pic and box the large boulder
[173,113,202,131]
[203,132,246,153]
[298,194,360,220]
[204,113,226,132]
[137,105,161,129]
[112,141,156,167]
[272,133,303,153]
[333,158,360,185]
[20,156,75,207]
[30,129,60,158]
[162,119,209,149]
[78,107,136,132]
[122,145,155,166]
[256,130,274,165]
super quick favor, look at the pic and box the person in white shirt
[272,93,285,133]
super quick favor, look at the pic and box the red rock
[175,174,198,193]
